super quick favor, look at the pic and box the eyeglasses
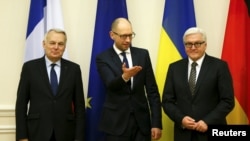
[112,31,136,40]
[184,41,205,48]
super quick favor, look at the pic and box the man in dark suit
[15,28,85,141]
[96,17,162,141]
[161,27,235,141]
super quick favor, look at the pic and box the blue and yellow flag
[85,0,128,141]
[155,0,196,141]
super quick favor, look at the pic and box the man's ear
[109,31,114,40]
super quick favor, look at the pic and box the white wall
[0,0,229,140]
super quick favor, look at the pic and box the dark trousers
[191,131,208,141]
[50,131,56,141]
[106,113,150,141]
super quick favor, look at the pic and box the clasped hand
[182,116,208,133]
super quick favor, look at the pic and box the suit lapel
[109,48,124,74]
[130,47,138,87]
[38,57,55,97]
[181,59,194,99]
[57,59,68,96]
[130,47,138,67]
[193,55,210,97]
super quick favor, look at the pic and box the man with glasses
[161,27,235,141]
[96,17,162,141]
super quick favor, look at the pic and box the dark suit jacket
[15,56,85,141]
[96,46,162,135]
[162,54,235,141]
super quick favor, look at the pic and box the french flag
[24,0,66,62]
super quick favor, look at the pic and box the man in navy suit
[162,27,235,141]
[96,17,162,141]
[15,28,85,141]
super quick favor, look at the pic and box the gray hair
[183,27,207,42]
[44,28,67,42]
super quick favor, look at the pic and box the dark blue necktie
[121,52,131,87]
[50,64,58,95]
[121,52,129,68]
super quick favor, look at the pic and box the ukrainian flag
[155,0,196,141]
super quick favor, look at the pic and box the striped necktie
[189,62,197,96]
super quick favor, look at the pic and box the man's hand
[151,128,162,140]
[194,120,208,132]
[122,63,142,80]
[19,139,28,141]
[182,116,208,133]
[182,116,196,130]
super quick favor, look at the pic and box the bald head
[111,17,132,31]
[109,17,134,51]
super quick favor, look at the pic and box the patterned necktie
[50,64,58,95]
[121,52,129,68]
[189,62,197,95]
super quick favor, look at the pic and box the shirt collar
[188,54,205,67]
[113,44,131,55]
[45,56,61,67]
